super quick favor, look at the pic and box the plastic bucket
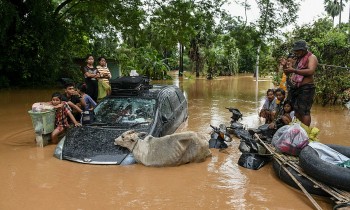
[28,110,55,134]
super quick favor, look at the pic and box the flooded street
[0,74,349,210]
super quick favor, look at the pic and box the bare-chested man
[284,40,318,126]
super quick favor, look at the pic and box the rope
[274,158,323,210]
[319,64,350,71]
[255,134,350,204]
[255,135,321,208]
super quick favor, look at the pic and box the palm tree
[346,0,350,42]
[338,0,347,25]
[324,0,341,26]
[340,0,350,26]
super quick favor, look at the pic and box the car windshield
[94,97,156,125]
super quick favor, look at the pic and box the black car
[54,76,188,165]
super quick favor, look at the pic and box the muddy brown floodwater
[0,74,349,210]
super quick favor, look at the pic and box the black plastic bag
[238,153,273,170]
[238,135,259,153]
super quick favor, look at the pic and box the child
[78,84,97,124]
[269,100,294,129]
[259,89,277,124]
[277,57,287,91]
[285,53,297,98]
[61,82,85,121]
[286,53,297,69]
[50,92,81,144]
[268,88,286,129]
[78,83,97,111]
[274,88,286,119]
[96,56,112,101]
[280,100,294,126]
[82,55,100,102]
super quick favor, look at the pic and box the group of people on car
[47,55,113,143]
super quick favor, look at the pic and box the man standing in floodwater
[284,40,318,126]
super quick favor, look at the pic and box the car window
[168,90,180,109]
[94,98,156,124]
[175,88,186,103]
[160,97,172,119]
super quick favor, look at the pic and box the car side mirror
[161,115,168,123]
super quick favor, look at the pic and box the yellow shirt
[279,73,287,91]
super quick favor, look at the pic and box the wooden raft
[254,134,350,209]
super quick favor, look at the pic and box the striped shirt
[96,65,112,85]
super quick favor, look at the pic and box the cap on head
[292,40,308,51]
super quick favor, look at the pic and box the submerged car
[54,76,188,165]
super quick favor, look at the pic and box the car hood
[59,126,147,165]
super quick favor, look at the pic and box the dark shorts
[288,84,315,116]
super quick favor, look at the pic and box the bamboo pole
[252,135,321,209]
[286,161,349,202]
[254,134,350,203]
[274,158,323,210]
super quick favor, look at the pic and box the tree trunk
[195,47,200,77]
[339,0,343,26]
[243,0,248,27]
[163,49,169,67]
[179,43,184,77]
[348,2,350,41]
[255,45,261,83]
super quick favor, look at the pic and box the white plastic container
[28,109,55,147]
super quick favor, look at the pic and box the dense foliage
[271,18,350,105]
[1,0,350,106]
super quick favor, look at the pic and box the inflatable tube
[299,144,350,192]
[272,159,330,197]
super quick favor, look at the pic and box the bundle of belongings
[272,123,309,156]
[237,119,321,170]
[32,102,54,112]
[271,119,320,156]
[308,142,350,167]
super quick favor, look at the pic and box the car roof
[108,84,179,99]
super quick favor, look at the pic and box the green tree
[0,0,146,87]
[0,0,69,87]
[254,0,300,78]
[324,0,342,26]
[229,24,260,72]
[275,17,350,105]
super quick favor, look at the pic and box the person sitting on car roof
[61,83,86,121]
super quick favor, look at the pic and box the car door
[174,88,188,122]
[167,89,183,129]
[159,96,174,136]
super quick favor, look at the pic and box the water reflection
[0,74,348,209]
